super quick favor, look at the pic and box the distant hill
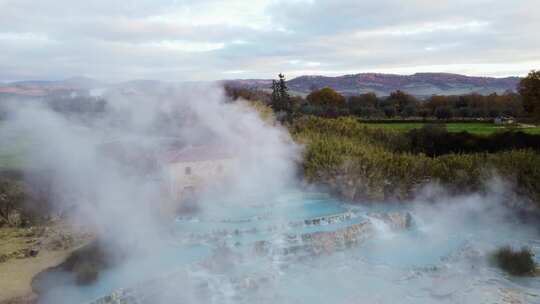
[0,73,522,98]
[0,77,104,97]
[222,79,273,90]
[227,73,521,97]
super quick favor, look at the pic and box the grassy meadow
[359,121,540,135]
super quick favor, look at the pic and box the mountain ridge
[0,73,522,97]
[224,72,520,96]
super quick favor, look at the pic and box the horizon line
[0,71,527,85]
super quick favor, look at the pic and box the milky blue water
[38,191,540,304]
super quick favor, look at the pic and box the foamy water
[39,192,540,304]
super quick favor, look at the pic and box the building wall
[167,158,236,201]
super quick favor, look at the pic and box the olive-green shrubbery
[0,173,53,227]
[292,116,540,205]
[0,177,26,227]
[491,246,537,276]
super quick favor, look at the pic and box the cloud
[0,0,539,81]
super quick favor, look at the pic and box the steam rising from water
[1,85,539,303]
[2,83,299,239]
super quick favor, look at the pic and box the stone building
[160,145,236,215]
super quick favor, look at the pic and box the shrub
[63,241,108,285]
[435,106,452,119]
[407,128,540,157]
[291,116,540,205]
[75,262,99,285]
[306,87,346,108]
[0,173,54,227]
[0,178,25,227]
[491,246,537,276]
[383,106,396,118]
[519,70,540,120]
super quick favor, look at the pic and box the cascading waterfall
[38,191,540,304]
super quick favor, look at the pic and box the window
[185,166,192,175]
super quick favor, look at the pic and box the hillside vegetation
[291,116,540,206]
[360,122,540,135]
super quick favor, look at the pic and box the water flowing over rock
[85,211,414,304]
[253,211,413,257]
[308,221,375,255]
[35,191,540,304]
[369,212,414,230]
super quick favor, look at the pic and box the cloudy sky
[0,0,539,82]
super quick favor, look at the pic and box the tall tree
[278,73,289,103]
[271,80,280,108]
[519,70,540,119]
[271,73,292,121]
[388,90,418,115]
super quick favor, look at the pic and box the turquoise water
[39,191,540,304]
[39,244,211,303]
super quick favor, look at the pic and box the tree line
[225,70,540,121]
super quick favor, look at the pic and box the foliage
[407,125,540,156]
[271,74,293,121]
[61,241,108,285]
[224,86,271,103]
[383,106,396,118]
[424,93,522,119]
[344,90,523,119]
[491,246,537,276]
[306,87,346,108]
[45,95,107,116]
[247,100,276,124]
[435,106,452,119]
[291,116,540,204]
[387,90,418,115]
[359,122,540,136]
[234,85,525,119]
[0,173,53,227]
[348,93,378,116]
[519,70,540,120]
[0,178,25,227]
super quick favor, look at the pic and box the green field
[0,139,28,169]
[361,122,540,135]
[0,124,30,170]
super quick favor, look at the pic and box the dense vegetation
[0,177,25,226]
[491,246,537,276]
[291,116,540,206]
[361,122,540,135]
[228,70,540,122]
[45,95,107,116]
[0,172,53,228]
[2,71,540,225]
[406,125,540,156]
[227,72,540,208]
[519,70,540,121]
[297,88,525,119]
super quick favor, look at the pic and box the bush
[291,116,540,204]
[75,263,99,285]
[491,246,537,276]
[62,241,108,285]
[307,87,346,108]
[407,128,540,157]
[383,106,396,118]
[435,106,452,119]
[0,178,25,227]
[0,173,54,227]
